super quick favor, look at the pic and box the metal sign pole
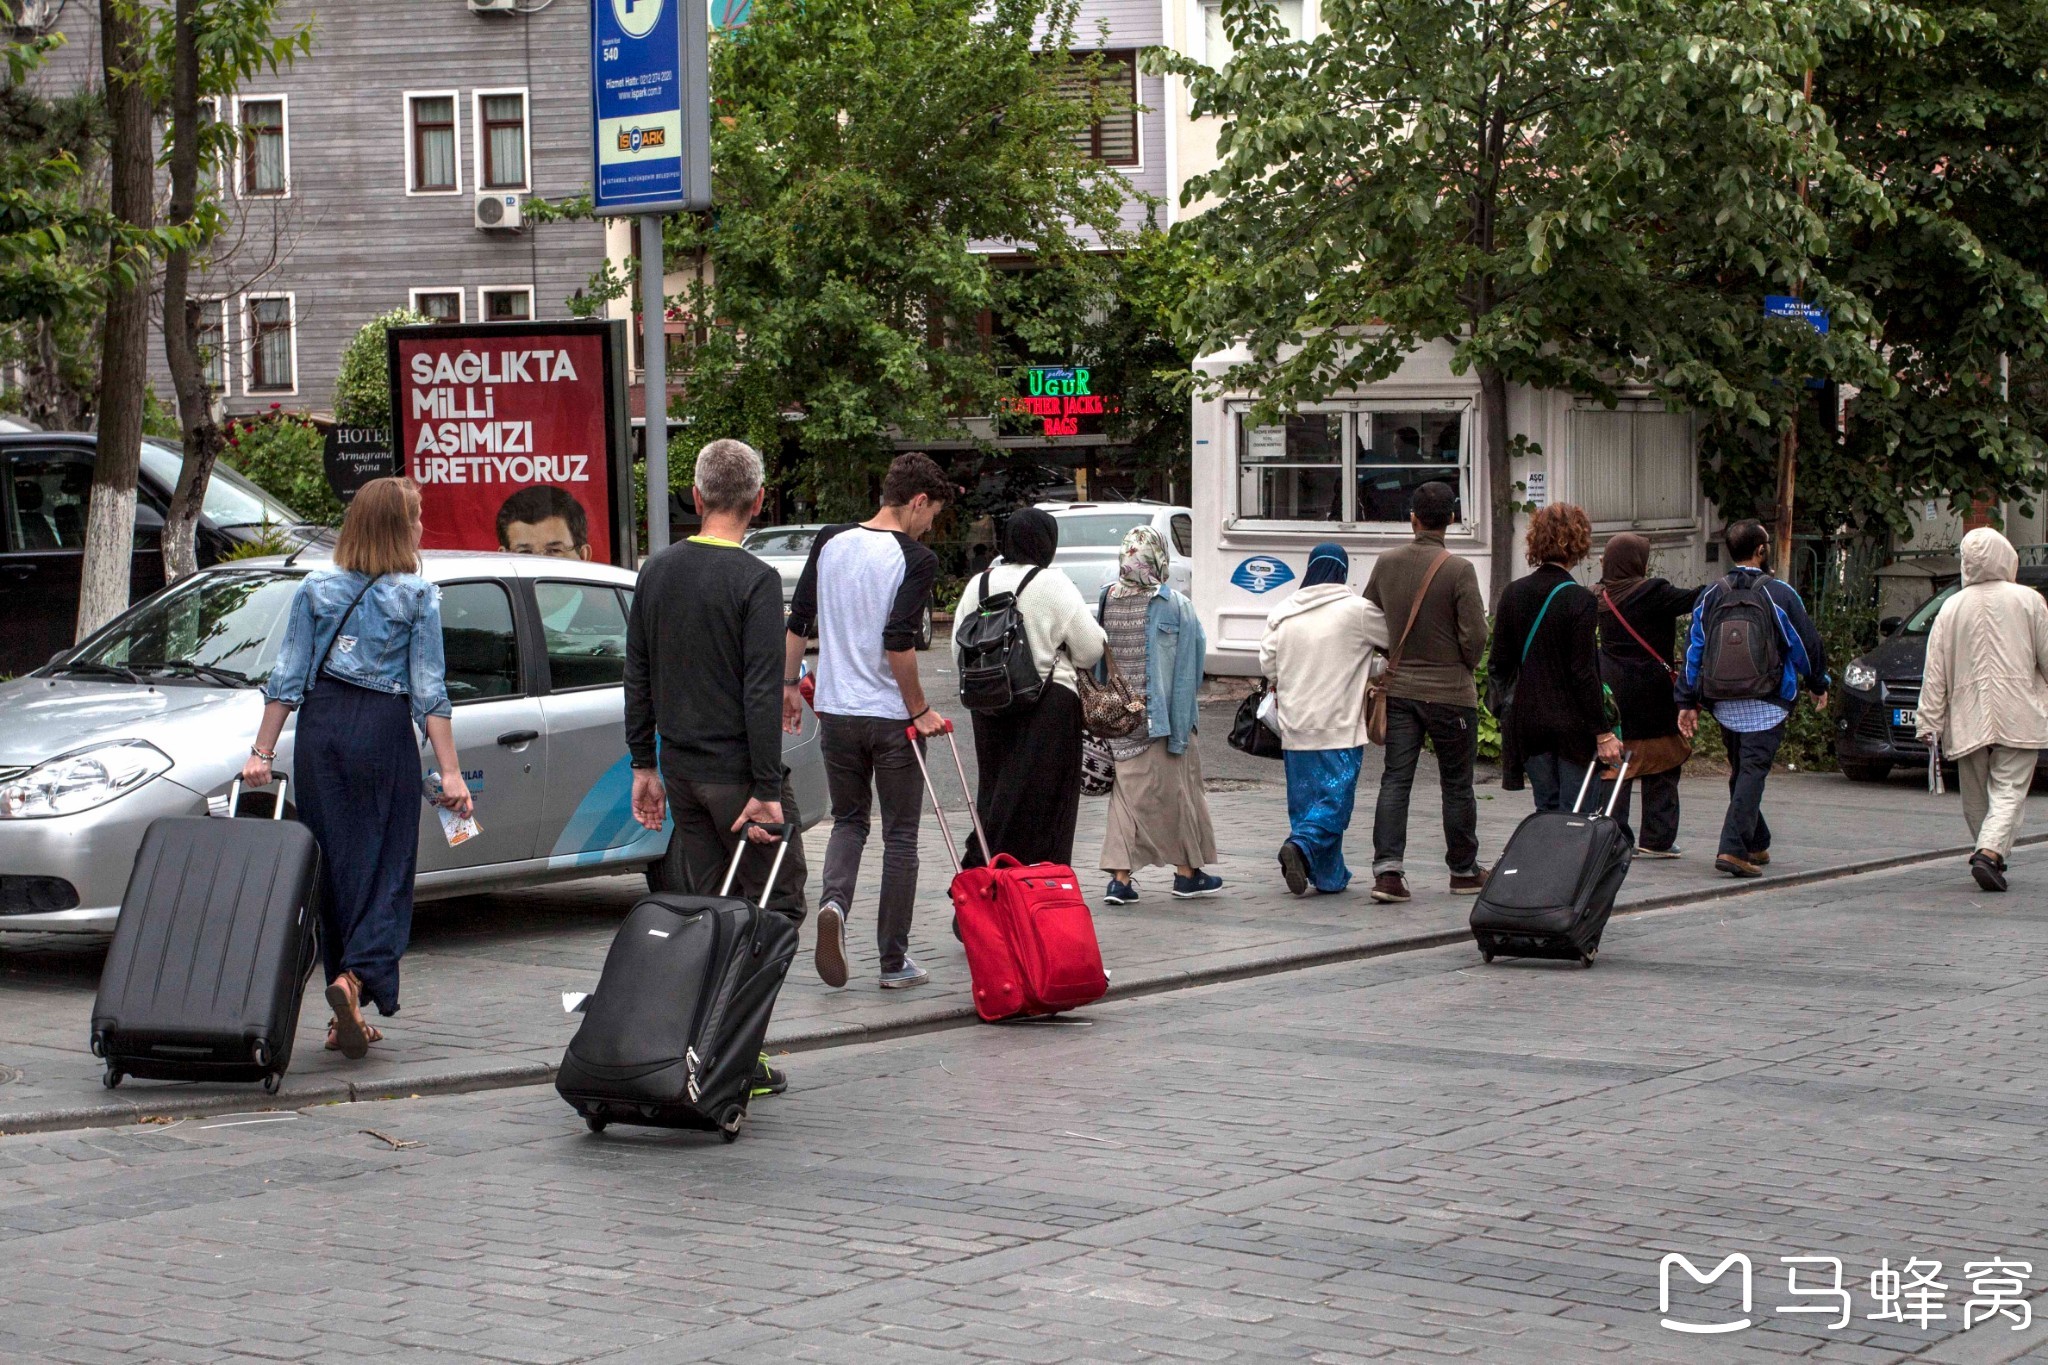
[642,213,668,555]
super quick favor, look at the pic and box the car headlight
[0,740,172,819]
[1843,661,1878,693]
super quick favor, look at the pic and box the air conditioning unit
[467,0,519,13]
[10,0,62,34]
[475,192,524,232]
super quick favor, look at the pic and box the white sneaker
[1635,846,1682,859]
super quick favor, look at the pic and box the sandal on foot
[324,973,371,1059]
[324,1017,385,1052]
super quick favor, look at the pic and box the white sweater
[953,563,1107,694]
[1258,584,1391,750]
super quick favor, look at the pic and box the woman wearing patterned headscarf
[1092,524,1221,903]
[1259,543,1389,895]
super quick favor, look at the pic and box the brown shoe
[323,972,370,1060]
[1369,872,1411,903]
[1449,868,1489,895]
[1715,854,1763,879]
[1747,850,1771,866]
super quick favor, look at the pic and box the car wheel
[916,600,934,651]
[1838,760,1891,783]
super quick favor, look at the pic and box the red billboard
[387,319,633,566]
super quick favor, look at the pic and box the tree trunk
[1480,364,1514,609]
[161,0,220,584]
[77,0,156,640]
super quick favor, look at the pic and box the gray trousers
[819,713,924,971]
[655,771,808,924]
[1959,744,2036,859]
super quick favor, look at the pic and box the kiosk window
[1235,407,1469,525]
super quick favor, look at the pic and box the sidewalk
[1,757,2032,1134]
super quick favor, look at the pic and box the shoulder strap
[1600,586,1679,679]
[1519,580,1573,664]
[1015,565,1043,599]
[309,573,381,692]
[1386,550,1452,671]
[978,567,995,602]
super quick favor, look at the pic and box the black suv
[1832,566,2048,781]
[0,432,310,675]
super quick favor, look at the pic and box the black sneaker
[1971,852,2008,893]
[750,1053,788,1097]
[1277,841,1310,896]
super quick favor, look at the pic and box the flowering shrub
[220,406,342,526]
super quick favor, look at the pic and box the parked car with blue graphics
[0,551,826,933]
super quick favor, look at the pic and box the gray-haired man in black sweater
[626,439,808,942]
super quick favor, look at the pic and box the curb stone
[4,829,2038,1137]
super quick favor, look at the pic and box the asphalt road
[4,854,2046,1362]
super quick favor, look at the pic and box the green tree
[666,0,1134,517]
[1158,0,1904,603]
[334,307,429,428]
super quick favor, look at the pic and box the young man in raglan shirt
[784,452,952,990]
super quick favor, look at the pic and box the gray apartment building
[30,0,608,417]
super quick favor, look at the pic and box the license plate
[1894,708,1917,728]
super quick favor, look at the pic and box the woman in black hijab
[949,508,1106,866]
[1595,532,1705,856]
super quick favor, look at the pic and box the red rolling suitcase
[909,720,1108,1022]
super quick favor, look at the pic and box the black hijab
[1596,532,1652,613]
[1002,508,1059,568]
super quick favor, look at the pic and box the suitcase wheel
[102,1066,122,1090]
[1580,947,1598,968]
[262,1073,283,1095]
[1481,950,1494,965]
[950,914,962,943]
[584,1115,609,1135]
[251,1041,272,1070]
[718,1103,744,1143]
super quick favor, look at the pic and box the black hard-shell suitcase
[556,824,799,1141]
[91,778,321,1093]
[1470,759,1633,968]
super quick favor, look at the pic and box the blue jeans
[1719,724,1784,858]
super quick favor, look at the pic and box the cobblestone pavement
[3,855,2046,1363]
[3,642,2037,1129]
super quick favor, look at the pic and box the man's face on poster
[502,516,591,560]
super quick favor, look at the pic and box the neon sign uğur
[1002,366,1120,438]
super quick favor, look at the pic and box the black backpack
[956,566,1047,715]
[1697,573,1785,702]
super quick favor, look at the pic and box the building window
[1058,51,1139,167]
[479,286,533,322]
[411,288,464,324]
[245,294,296,393]
[408,93,460,193]
[476,90,529,191]
[1201,0,1306,67]
[238,97,288,196]
[1235,406,1470,525]
[1568,407,1696,530]
[195,298,229,394]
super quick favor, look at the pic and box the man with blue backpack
[1677,520,1831,878]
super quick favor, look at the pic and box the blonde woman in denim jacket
[242,478,471,1059]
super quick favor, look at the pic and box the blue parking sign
[591,0,711,214]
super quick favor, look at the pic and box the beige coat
[1916,527,2048,759]
[1258,584,1391,750]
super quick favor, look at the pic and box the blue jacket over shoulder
[263,567,452,730]
[1095,584,1206,755]
[1676,566,1830,712]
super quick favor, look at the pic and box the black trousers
[1372,697,1480,876]
[1719,725,1784,858]
[1608,767,1681,853]
[653,771,808,924]
[966,683,1084,868]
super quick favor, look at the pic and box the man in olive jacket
[1361,481,1491,903]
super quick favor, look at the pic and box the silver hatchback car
[0,551,826,933]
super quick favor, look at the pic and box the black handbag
[1228,681,1285,760]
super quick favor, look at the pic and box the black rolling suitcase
[1471,759,1633,968]
[91,778,321,1094]
[557,823,799,1142]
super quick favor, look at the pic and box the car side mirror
[1878,616,1902,637]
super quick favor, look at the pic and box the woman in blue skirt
[1258,544,1388,895]
[242,477,471,1059]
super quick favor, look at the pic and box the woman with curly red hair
[1489,503,1624,816]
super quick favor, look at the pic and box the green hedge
[220,409,341,526]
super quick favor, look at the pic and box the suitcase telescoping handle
[224,775,289,819]
[1569,755,1631,818]
[905,717,987,877]
[717,820,797,907]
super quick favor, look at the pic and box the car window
[1053,513,1152,549]
[75,569,301,680]
[8,451,94,551]
[440,581,521,701]
[743,529,817,555]
[139,442,300,529]
[535,580,627,690]
[1170,514,1193,557]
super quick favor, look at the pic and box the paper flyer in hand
[439,806,481,847]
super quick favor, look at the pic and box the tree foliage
[1156,0,1914,598]
[666,0,1135,517]
[334,307,428,429]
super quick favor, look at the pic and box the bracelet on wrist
[784,676,803,687]
[250,746,276,761]
[910,706,930,722]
